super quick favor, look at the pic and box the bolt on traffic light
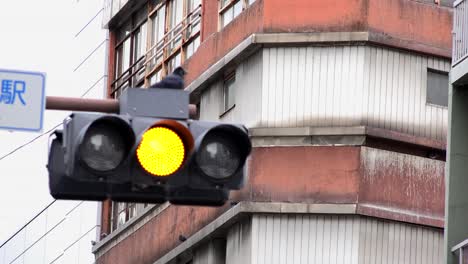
[47,88,251,206]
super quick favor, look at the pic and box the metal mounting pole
[45,96,197,118]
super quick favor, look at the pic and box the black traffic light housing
[47,88,251,206]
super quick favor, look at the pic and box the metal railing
[111,4,202,96]
[145,4,202,70]
[452,238,468,264]
[453,0,468,66]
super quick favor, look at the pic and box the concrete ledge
[250,126,446,151]
[93,202,170,257]
[153,202,357,264]
[451,56,468,86]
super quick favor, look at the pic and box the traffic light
[47,88,251,206]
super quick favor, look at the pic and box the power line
[0,73,107,163]
[0,123,62,163]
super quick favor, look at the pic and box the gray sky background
[0,0,106,244]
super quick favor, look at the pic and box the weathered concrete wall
[358,147,445,227]
[96,145,445,264]
[185,0,452,87]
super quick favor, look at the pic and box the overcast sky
[0,0,106,244]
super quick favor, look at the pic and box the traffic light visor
[137,126,185,176]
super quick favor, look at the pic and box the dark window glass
[427,69,449,107]
[223,74,235,111]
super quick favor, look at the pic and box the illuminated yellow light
[137,127,185,176]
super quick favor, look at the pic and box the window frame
[426,68,449,108]
[218,0,255,29]
[221,71,236,116]
[111,11,148,97]
[109,0,203,233]
[111,0,202,96]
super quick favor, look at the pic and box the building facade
[445,0,468,263]
[93,0,453,263]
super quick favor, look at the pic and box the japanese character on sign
[0,79,26,105]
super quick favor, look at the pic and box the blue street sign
[0,69,46,132]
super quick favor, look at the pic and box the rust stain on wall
[358,147,445,226]
[184,0,452,89]
[97,146,446,264]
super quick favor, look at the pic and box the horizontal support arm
[45,96,197,118]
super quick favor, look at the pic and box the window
[112,7,148,98]
[219,0,256,28]
[223,72,236,112]
[110,203,151,231]
[109,0,203,233]
[427,69,449,107]
[112,0,202,97]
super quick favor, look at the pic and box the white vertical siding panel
[266,48,274,127]
[297,48,306,126]
[263,215,273,264]
[240,51,262,127]
[250,215,443,264]
[374,47,383,128]
[408,55,416,135]
[282,49,291,126]
[420,56,429,138]
[275,48,284,127]
[271,216,281,264]
[427,57,436,139]
[250,215,259,264]
[336,216,346,264]
[343,46,353,126]
[426,231,433,264]
[308,215,317,263]
[292,216,302,264]
[386,222,394,264]
[358,217,367,264]
[409,225,417,264]
[325,48,335,126]
[303,48,312,126]
[419,228,426,264]
[289,48,299,127]
[367,47,377,127]
[299,215,310,264]
[322,216,332,263]
[311,47,321,126]
[381,220,389,263]
[315,216,325,263]
[261,49,270,127]
[255,215,265,264]
[396,52,405,132]
[370,218,379,264]
[414,56,422,136]
[328,216,337,264]
[390,51,399,130]
[201,46,449,140]
[361,46,370,126]
[379,48,387,129]
[351,216,360,264]
[332,47,342,126]
[376,221,385,264]
[358,46,369,126]
[277,215,286,264]
[318,48,328,126]
[402,54,411,135]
